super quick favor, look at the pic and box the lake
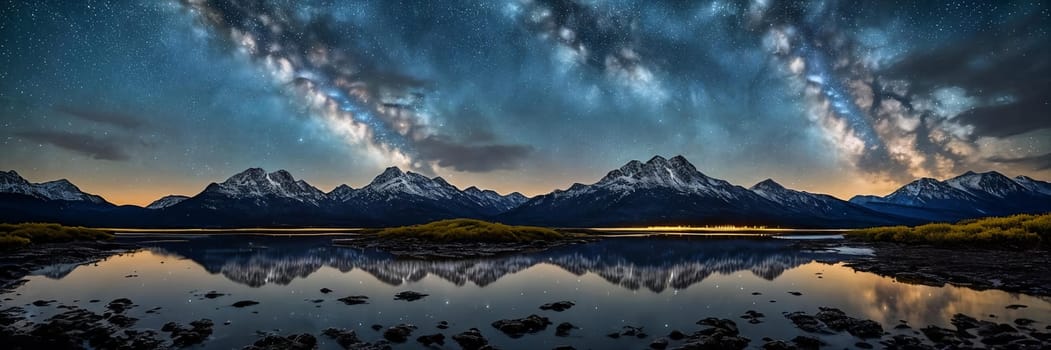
[4,234,1049,349]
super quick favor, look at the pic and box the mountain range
[2,156,1049,228]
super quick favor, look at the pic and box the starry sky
[1,0,1049,206]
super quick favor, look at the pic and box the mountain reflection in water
[129,235,842,291]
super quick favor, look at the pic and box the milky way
[0,0,1048,204]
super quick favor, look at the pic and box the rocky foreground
[0,241,135,290]
[1,294,1048,349]
[803,240,1051,297]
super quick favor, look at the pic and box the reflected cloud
[139,236,837,291]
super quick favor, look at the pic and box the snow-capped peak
[945,171,1026,198]
[358,167,461,200]
[0,170,108,204]
[750,179,786,192]
[1013,175,1051,196]
[462,186,530,212]
[207,168,326,205]
[146,195,190,209]
[589,155,746,200]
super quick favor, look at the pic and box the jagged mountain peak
[146,195,190,209]
[751,179,785,191]
[0,171,107,204]
[206,167,325,204]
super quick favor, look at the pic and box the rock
[879,334,935,350]
[854,341,873,349]
[167,319,215,347]
[813,307,883,338]
[620,325,644,337]
[539,301,575,312]
[951,313,980,330]
[452,328,489,350]
[337,295,369,305]
[697,318,739,335]
[383,324,417,343]
[31,299,53,306]
[787,291,802,296]
[555,322,576,337]
[437,320,449,329]
[980,331,1027,345]
[203,291,225,299]
[371,324,383,331]
[649,337,669,349]
[491,314,551,337]
[668,330,685,340]
[416,333,445,346]
[243,333,317,350]
[791,335,823,350]
[107,314,138,328]
[393,291,428,301]
[607,332,621,339]
[760,340,794,350]
[680,318,750,350]
[322,328,361,348]
[1005,304,1028,309]
[1014,318,1036,326]
[320,288,333,294]
[751,292,762,295]
[741,310,765,324]
[107,298,134,313]
[232,300,260,308]
[552,346,575,350]
[920,325,962,345]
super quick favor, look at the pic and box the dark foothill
[539,301,575,312]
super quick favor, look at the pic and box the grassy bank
[377,219,566,242]
[0,223,115,250]
[848,213,1051,249]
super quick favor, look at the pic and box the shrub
[848,213,1051,249]
[0,222,114,250]
[377,219,564,242]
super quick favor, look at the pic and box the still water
[4,235,1049,349]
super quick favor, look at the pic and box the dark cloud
[55,105,145,130]
[16,130,130,161]
[417,136,533,173]
[987,153,1051,171]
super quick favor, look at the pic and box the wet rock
[106,298,134,313]
[552,346,575,350]
[790,335,823,350]
[337,295,369,305]
[393,291,428,302]
[383,324,417,343]
[977,322,1018,336]
[751,292,762,295]
[951,313,980,330]
[371,324,383,331]
[760,340,793,350]
[854,341,873,349]
[31,299,53,307]
[1005,304,1028,309]
[203,291,225,299]
[606,332,621,339]
[980,331,1027,345]
[649,337,669,349]
[452,328,489,350]
[166,319,215,347]
[679,318,750,350]
[1014,318,1036,326]
[620,325,644,337]
[232,300,260,308]
[814,307,883,338]
[322,328,361,348]
[244,333,317,350]
[539,301,575,312]
[491,314,551,337]
[320,288,333,294]
[555,322,576,337]
[436,320,449,329]
[787,291,802,296]
[107,314,138,328]
[416,333,445,346]
[741,310,765,324]
[920,325,963,346]
[784,312,826,333]
[668,329,685,340]
[879,334,935,350]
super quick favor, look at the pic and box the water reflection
[127,235,841,291]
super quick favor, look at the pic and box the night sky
[1,0,1049,205]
